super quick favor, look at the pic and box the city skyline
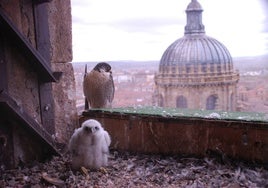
[71,0,268,62]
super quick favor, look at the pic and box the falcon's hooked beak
[91,127,97,133]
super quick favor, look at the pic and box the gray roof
[160,35,233,66]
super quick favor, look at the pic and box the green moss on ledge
[84,106,268,123]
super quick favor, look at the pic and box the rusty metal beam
[0,91,60,156]
[0,7,59,83]
[0,32,7,92]
[33,2,56,134]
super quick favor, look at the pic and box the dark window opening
[206,95,218,110]
[176,95,188,108]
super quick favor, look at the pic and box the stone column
[48,0,78,144]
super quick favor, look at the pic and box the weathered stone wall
[48,0,72,63]
[0,0,77,144]
[52,63,78,144]
[47,0,78,143]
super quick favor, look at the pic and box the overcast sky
[71,0,268,62]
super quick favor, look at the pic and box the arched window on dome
[217,64,221,73]
[206,95,218,110]
[223,63,227,72]
[201,63,207,73]
[186,64,191,74]
[210,63,214,73]
[171,66,176,74]
[176,95,187,108]
[194,64,198,73]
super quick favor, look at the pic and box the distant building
[116,74,133,83]
[154,0,239,111]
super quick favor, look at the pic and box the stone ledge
[80,107,268,164]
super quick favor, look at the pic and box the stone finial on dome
[186,0,203,10]
[184,0,205,35]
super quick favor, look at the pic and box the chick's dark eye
[95,126,99,130]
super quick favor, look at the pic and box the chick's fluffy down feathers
[68,119,111,170]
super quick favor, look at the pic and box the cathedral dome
[159,35,233,73]
[154,0,239,111]
[159,0,234,75]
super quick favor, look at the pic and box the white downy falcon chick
[68,119,111,170]
[83,62,114,109]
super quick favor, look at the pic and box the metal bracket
[0,7,58,82]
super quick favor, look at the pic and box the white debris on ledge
[205,112,221,119]
[1,151,267,187]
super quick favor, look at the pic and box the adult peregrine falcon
[83,62,114,109]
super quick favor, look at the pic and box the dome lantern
[185,0,205,35]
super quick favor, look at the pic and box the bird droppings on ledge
[1,151,267,187]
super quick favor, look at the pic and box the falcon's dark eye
[84,126,90,132]
[95,126,99,131]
